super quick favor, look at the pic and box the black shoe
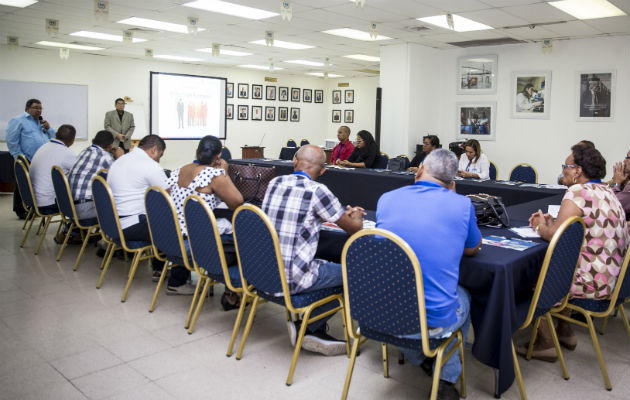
[220,291,240,311]
[431,380,459,400]
[420,356,435,377]
[96,247,106,258]
[16,212,28,220]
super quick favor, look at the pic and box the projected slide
[150,72,227,139]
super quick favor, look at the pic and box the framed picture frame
[511,70,551,119]
[291,88,300,102]
[290,107,300,122]
[303,89,312,103]
[314,90,323,103]
[226,104,233,120]
[332,110,341,123]
[332,90,341,104]
[237,105,248,120]
[226,82,234,98]
[237,83,249,99]
[344,90,354,103]
[278,107,288,121]
[279,87,288,102]
[456,102,496,141]
[251,105,262,120]
[252,84,263,100]
[266,85,276,101]
[456,55,497,94]
[265,106,275,121]
[577,70,615,121]
[344,109,354,123]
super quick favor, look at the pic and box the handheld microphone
[39,116,46,132]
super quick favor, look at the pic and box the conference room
[0,0,629,399]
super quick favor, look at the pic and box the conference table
[229,158,567,396]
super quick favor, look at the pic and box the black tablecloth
[0,151,14,183]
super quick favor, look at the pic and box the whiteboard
[124,103,147,138]
[0,80,88,141]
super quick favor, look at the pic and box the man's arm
[125,112,135,137]
[103,112,118,137]
[335,206,364,235]
[463,202,482,256]
[5,118,22,158]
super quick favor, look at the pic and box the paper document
[547,205,560,218]
[482,235,539,251]
[509,226,540,238]
[541,184,567,189]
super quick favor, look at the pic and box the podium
[241,146,264,159]
[323,149,333,164]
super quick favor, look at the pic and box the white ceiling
[1,0,628,77]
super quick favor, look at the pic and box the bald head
[294,145,326,179]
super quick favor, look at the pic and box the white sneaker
[302,327,346,356]
[286,321,298,347]
[166,284,196,296]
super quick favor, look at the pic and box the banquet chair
[340,228,467,400]
[15,155,34,230]
[91,176,153,301]
[221,147,232,161]
[183,194,243,335]
[374,152,389,169]
[489,161,498,180]
[231,204,349,385]
[509,163,537,183]
[299,139,310,146]
[514,216,585,400]
[552,242,630,391]
[51,166,100,270]
[96,168,108,179]
[286,139,297,147]
[14,159,62,254]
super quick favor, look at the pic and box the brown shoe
[558,335,577,351]
[516,342,557,362]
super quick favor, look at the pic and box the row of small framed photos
[227,105,301,121]
[228,83,325,103]
[332,110,354,123]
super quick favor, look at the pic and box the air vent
[448,38,524,48]
[404,26,431,32]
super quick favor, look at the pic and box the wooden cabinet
[241,146,265,159]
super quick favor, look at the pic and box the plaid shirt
[262,173,345,293]
[69,145,113,201]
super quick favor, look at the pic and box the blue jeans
[399,286,471,384]
[299,261,343,333]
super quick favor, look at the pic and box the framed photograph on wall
[237,83,249,99]
[456,55,497,94]
[226,104,233,120]
[332,90,341,104]
[303,89,312,103]
[456,102,496,141]
[279,107,288,121]
[266,85,276,100]
[577,71,615,120]
[252,105,262,120]
[315,90,323,103]
[226,82,234,98]
[344,109,354,123]
[332,110,341,123]
[279,87,288,101]
[345,90,354,103]
[511,71,551,119]
[290,107,300,122]
[252,84,263,100]
[291,88,301,102]
[237,105,248,120]
[265,106,275,121]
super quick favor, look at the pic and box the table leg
[494,368,501,398]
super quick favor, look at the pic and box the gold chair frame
[16,154,34,230]
[509,163,538,183]
[489,160,499,180]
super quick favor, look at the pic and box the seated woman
[337,130,379,168]
[521,144,629,360]
[408,135,439,172]
[456,139,490,179]
[166,135,244,310]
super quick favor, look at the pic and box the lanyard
[50,139,65,147]
[293,171,311,180]
[466,160,472,172]
[587,179,601,184]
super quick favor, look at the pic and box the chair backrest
[300,139,310,146]
[17,154,30,170]
[287,139,297,147]
[614,245,630,305]
[509,163,537,183]
[91,175,125,243]
[342,228,436,355]
[489,161,498,180]
[14,159,37,211]
[184,195,236,289]
[221,147,232,161]
[51,166,79,223]
[396,155,411,170]
[373,152,389,169]
[521,216,586,328]
[96,168,108,179]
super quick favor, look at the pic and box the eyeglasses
[562,164,577,170]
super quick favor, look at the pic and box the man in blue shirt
[6,98,56,219]
[376,148,481,400]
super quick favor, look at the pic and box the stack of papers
[509,226,540,238]
[482,235,539,251]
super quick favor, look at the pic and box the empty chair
[489,161,498,180]
[299,139,309,146]
[286,139,297,147]
[509,163,537,183]
[221,147,232,161]
[373,152,389,169]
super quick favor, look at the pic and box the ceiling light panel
[70,31,147,43]
[117,17,206,34]
[306,72,344,78]
[250,39,314,49]
[239,64,284,70]
[344,54,380,62]
[417,15,494,32]
[154,54,202,62]
[283,59,325,67]
[548,0,626,19]
[183,0,278,20]
[0,0,37,7]
[35,41,104,51]
[323,28,392,41]
[196,48,252,56]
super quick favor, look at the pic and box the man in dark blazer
[104,98,135,153]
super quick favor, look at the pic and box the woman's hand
[613,162,628,186]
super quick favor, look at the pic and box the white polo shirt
[107,147,167,229]
[30,139,77,207]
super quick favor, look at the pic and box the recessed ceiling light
[238,64,284,71]
[283,59,325,67]
[548,0,626,19]
[117,17,206,34]
[250,39,314,50]
[35,41,104,51]
[417,15,493,32]
[0,0,37,7]
[70,31,147,43]
[196,48,252,56]
[154,54,202,62]
[306,72,344,78]
[322,28,391,41]
[183,0,278,20]
[344,54,380,62]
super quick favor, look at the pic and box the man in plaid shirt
[262,145,364,356]
[68,130,123,220]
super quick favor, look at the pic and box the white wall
[325,76,378,143]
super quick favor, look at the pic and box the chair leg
[545,313,569,380]
[226,293,250,357]
[286,306,312,386]
[236,295,261,360]
[512,341,528,400]
[35,217,44,235]
[429,346,446,400]
[457,330,467,398]
[339,299,351,357]
[73,229,95,271]
[185,276,205,329]
[382,343,389,378]
[526,317,542,360]
[584,313,612,390]
[599,316,609,335]
[618,304,630,339]
[20,213,37,247]
[96,242,115,288]
[148,260,169,311]
[341,337,361,400]
[121,250,143,302]
[56,223,74,261]
[34,216,53,255]
[188,278,211,334]
[22,209,33,230]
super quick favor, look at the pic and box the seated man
[376,149,481,400]
[262,145,364,355]
[29,124,77,214]
[108,134,193,295]
[611,148,630,217]
[330,125,354,165]
[69,130,123,220]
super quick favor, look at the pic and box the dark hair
[115,98,125,105]
[571,144,606,180]
[93,130,114,148]
[339,125,350,135]
[25,98,41,110]
[578,140,595,148]
[464,139,482,163]
[522,83,534,98]
[423,134,440,149]
[357,130,379,156]
[196,135,222,165]
[139,134,166,152]
[56,124,76,143]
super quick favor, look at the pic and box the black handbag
[227,163,275,204]
[467,193,510,228]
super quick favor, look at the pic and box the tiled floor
[0,194,628,399]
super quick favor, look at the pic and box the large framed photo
[237,83,249,99]
[265,106,275,121]
[226,104,233,120]
[266,85,276,100]
[278,107,288,121]
[252,84,263,100]
[290,107,300,122]
[314,90,323,103]
[511,71,551,119]
[332,110,341,123]
[457,55,497,94]
[303,89,312,103]
[226,82,234,98]
[457,102,496,141]
[344,109,354,123]
[291,88,301,102]
[237,105,248,120]
[251,105,262,121]
[332,90,341,104]
[577,71,614,120]
[279,87,288,101]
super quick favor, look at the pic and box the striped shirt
[69,145,114,201]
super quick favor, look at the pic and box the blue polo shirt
[6,112,56,160]
[376,180,481,327]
